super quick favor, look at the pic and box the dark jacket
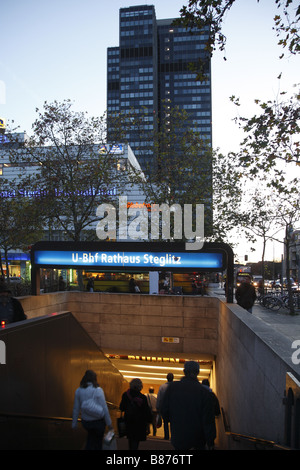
[120,389,152,441]
[235,282,256,310]
[161,376,216,450]
[0,296,27,324]
[11,298,27,322]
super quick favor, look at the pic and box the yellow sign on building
[162,337,180,343]
[0,118,6,129]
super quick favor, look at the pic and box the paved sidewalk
[252,303,300,342]
[209,284,300,343]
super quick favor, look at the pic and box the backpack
[81,390,104,419]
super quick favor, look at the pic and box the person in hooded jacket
[235,275,256,313]
[119,378,152,450]
[0,283,26,324]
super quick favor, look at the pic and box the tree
[8,100,130,242]
[235,188,279,291]
[177,1,300,62]
[231,89,300,190]
[128,103,245,245]
[177,1,300,184]
[210,150,244,243]
[241,184,300,313]
[177,0,299,249]
[5,100,137,290]
[273,190,300,314]
[129,104,213,240]
[0,179,44,281]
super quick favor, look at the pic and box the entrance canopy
[31,241,233,301]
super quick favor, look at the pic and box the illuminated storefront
[31,241,234,301]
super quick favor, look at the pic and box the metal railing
[0,399,119,423]
[221,408,290,450]
[0,401,122,450]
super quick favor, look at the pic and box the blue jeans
[82,418,105,450]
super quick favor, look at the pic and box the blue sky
[1,0,297,148]
[0,0,299,262]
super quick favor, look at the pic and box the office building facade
[107,4,212,173]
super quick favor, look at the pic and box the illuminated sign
[162,337,180,343]
[127,202,152,211]
[31,241,234,301]
[0,118,6,129]
[33,250,223,270]
[0,135,10,144]
[0,187,117,199]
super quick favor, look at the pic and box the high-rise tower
[107,5,212,174]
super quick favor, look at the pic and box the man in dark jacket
[235,276,256,313]
[0,283,27,324]
[161,361,216,450]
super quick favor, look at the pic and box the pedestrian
[257,279,264,296]
[161,361,216,450]
[58,275,66,291]
[191,279,198,295]
[235,275,256,313]
[163,277,169,293]
[201,379,220,449]
[156,373,174,439]
[0,283,27,325]
[72,369,113,450]
[86,277,94,292]
[201,379,221,417]
[146,387,158,436]
[119,378,152,450]
[129,276,136,293]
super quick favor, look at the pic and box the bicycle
[259,292,297,312]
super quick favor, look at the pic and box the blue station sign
[33,249,223,270]
[30,241,234,301]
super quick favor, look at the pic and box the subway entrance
[104,351,215,394]
[31,241,234,302]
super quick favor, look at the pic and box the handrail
[0,412,72,422]
[106,401,120,410]
[0,401,120,423]
[1,408,290,450]
[221,407,290,450]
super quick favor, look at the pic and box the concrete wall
[19,292,69,318]
[216,302,299,449]
[0,312,128,450]
[20,292,219,356]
